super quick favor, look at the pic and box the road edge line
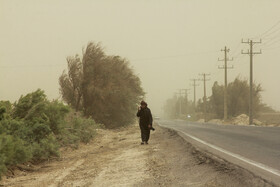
[158,123,280,177]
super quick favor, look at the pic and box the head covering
[140,101,147,106]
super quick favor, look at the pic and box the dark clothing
[140,125,150,142]
[137,107,153,126]
[137,107,153,142]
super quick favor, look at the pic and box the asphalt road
[157,120,280,185]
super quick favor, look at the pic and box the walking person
[137,101,153,145]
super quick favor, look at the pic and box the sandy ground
[0,124,276,187]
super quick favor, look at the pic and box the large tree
[59,55,83,111]
[208,78,263,118]
[59,42,144,128]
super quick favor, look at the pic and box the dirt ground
[0,124,275,187]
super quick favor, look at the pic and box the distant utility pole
[218,46,233,121]
[176,90,183,116]
[199,73,210,122]
[183,89,190,114]
[181,89,190,99]
[177,89,190,117]
[190,79,199,110]
[241,39,262,125]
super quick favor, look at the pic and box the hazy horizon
[1,0,280,116]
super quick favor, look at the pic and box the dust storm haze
[1,0,280,116]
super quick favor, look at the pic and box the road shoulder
[1,124,276,187]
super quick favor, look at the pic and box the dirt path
[1,124,275,187]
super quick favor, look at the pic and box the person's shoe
[141,142,144,145]
[144,141,148,145]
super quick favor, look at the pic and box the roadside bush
[71,115,103,143]
[0,107,5,121]
[45,100,69,134]
[13,89,47,119]
[0,119,30,142]
[28,122,52,143]
[0,154,5,178]
[0,134,32,177]
[31,135,59,160]
[0,101,12,120]
[58,113,104,148]
[0,89,102,178]
[14,90,70,135]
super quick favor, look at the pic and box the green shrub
[0,119,31,143]
[31,135,59,160]
[16,91,70,135]
[58,113,103,147]
[0,107,5,121]
[0,101,12,120]
[0,134,31,165]
[0,134,32,178]
[44,100,69,134]
[28,122,52,143]
[0,89,102,178]
[72,117,94,143]
[0,154,6,179]
[13,89,47,119]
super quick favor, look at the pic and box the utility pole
[175,90,183,117]
[241,39,262,125]
[181,89,190,100]
[182,88,190,115]
[218,46,233,121]
[177,89,190,117]
[190,79,199,110]
[199,73,210,122]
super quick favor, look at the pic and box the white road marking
[158,123,280,177]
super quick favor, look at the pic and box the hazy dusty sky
[1,0,280,115]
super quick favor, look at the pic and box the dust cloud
[1,0,280,116]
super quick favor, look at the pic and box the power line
[256,20,280,39]
[261,26,280,39]
[262,37,280,48]
[263,45,280,50]
[262,34,280,42]
[231,42,242,57]
[233,53,245,60]
[131,50,220,62]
